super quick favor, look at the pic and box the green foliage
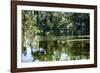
[22,10,90,61]
[22,10,89,37]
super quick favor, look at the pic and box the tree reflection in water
[25,36,90,62]
[22,36,90,62]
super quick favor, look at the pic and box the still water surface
[22,36,90,62]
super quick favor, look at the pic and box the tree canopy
[22,10,90,37]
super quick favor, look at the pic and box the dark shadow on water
[31,36,90,61]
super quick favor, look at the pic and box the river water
[22,36,90,62]
[31,36,90,61]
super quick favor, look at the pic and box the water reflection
[22,36,90,62]
[37,39,89,61]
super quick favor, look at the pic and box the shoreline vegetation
[21,10,90,62]
[37,35,89,41]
